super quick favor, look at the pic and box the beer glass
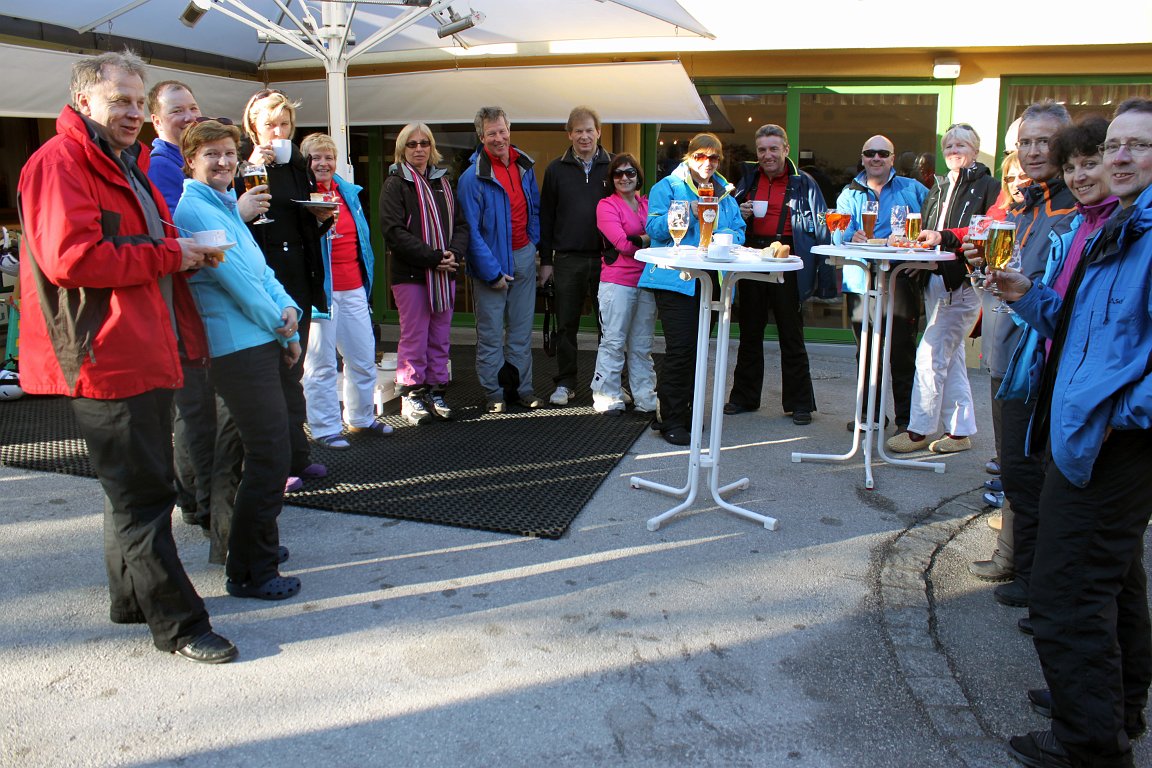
[696,197,719,251]
[862,201,878,239]
[905,212,922,241]
[667,201,689,254]
[241,162,273,225]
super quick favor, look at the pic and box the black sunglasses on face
[405,140,431,149]
[862,149,892,159]
[612,168,637,178]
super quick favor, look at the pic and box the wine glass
[986,220,1017,313]
[667,201,689,255]
[241,162,273,225]
[890,205,908,241]
[323,191,343,239]
[966,214,993,283]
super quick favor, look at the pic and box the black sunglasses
[862,149,892,159]
[612,168,638,179]
[405,140,432,149]
[194,116,235,126]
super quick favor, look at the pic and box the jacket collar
[470,143,535,182]
[389,161,448,183]
[561,146,610,166]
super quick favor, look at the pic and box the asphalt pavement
[3,337,1150,767]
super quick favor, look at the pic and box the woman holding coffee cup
[639,133,744,446]
[241,88,331,489]
[175,119,302,601]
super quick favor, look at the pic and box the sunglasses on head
[862,149,892,159]
[194,116,235,126]
[405,139,431,149]
[612,168,637,179]
[692,152,721,163]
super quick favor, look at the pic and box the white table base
[791,253,946,489]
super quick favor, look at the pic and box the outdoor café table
[791,243,956,489]
[633,246,803,531]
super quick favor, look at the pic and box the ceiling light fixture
[179,0,212,28]
[437,7,484,38]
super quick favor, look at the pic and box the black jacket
[239,137,328,313]
[380,162,469,285]
[538,146,613,263]
[924,162,1000,290]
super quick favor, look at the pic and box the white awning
[0,44,707,126]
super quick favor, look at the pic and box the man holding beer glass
[725,124,829,426]
[640,133,744,446]
[933,103,1077,611]
[989,98,1152,768]
[834,135,928,432]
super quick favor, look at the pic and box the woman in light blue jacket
[641,133,745,446]
[175,119,302,602]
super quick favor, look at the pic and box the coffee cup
[751,200,768,218]
[271,139,292,164]
[192,229,227,247]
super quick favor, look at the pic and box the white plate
[841,241,897,253]
[200,241,236,251]
[292,199,338,208]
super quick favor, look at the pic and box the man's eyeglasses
[405,140,432,149]
[691,152,721,163]
[1099,140,1152,157]
[862,149,892,159]
[194,116,235,126]
[612,168,638,179]
[1016,138,1051,151]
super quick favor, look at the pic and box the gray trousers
[472,243,537,402]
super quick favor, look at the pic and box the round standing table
[634,246,803,531]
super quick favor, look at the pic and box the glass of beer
[986,220,1017,312]
[667,201,689,254]
[241,162,273,225]
[862,201,878,239]
[696,198,719,251]
[905,212,922,241]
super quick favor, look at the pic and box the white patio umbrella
[0,0,712,178]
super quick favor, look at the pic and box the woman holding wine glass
[887,122,999,455]
[240,88,332,490]
[591,153,657,417]
[639,133,744,446]
[174,119,302,600]
[299,132,389,447]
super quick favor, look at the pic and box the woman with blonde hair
[240,88,335,490]
[300,132,384,446]
[889,122,999,455]
[379,122,469,424]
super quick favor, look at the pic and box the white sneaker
[549,386,573,406]
[401,392,432,425]
[0,368,23,401]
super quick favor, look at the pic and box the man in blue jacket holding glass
[836,134,928,432]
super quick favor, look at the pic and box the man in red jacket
[18,50,236,664]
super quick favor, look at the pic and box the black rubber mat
[0,348,651,539]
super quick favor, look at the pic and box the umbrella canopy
[0,0,711,67]
[0,0,711,178]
